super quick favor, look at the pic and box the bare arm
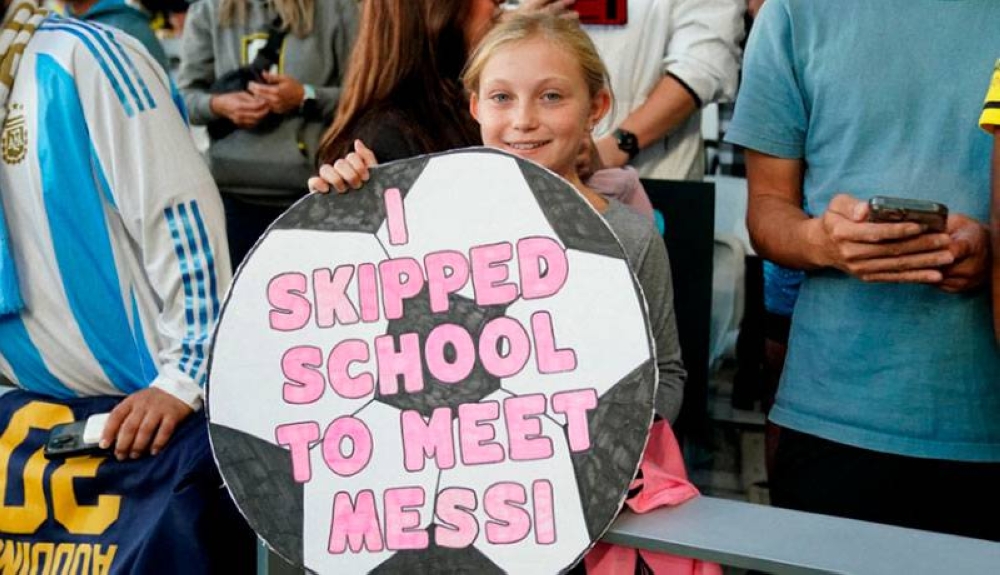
[595,75,698,168]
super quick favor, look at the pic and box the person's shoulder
[35,14,137,56]
[30,15,111,69]
[34,15,166,108]
[763,0,834,20]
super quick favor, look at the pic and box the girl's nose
[513,102,539,130]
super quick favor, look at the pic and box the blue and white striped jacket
[0,15,231,409]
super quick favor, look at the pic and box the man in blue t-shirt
[727,0,1000,540]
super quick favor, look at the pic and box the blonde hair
[462,12,610,100]
[219,0,315,38]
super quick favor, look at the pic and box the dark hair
[318,0,481,163]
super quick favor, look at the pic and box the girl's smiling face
[470,36,610,184]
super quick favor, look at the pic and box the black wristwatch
[613,128,640,160]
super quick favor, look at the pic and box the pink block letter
[532,311,577,373]
[322,417,373,477]
[425,323,476,384]
[552,389,598,452]
[484,482,530,544]
[517,237,568,300]
[458,401,505,465]
[312,265,359,328]
[357,263,381,323]
[533,480,556,544]
[329,490,384,553]
[328,339,375,399]
[424,250,470,313]
[504,394,553,461]
[435,487,479,549]
[401,407,455,472]
[281,346,325,404]
[384,487,429,550]
[268,272,311,331]
[384,188,409,246]
[478,317,531,378]
[375,333,425,395]
[470,242,519,306]
[380,258,425,320]
[275,421,319,483]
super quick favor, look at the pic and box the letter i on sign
[384,188,408,246]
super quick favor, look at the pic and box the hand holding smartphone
[44,413,111,459]
[868,196,948,232]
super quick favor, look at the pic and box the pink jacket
[586,167,655,221]
[585,420,722,575]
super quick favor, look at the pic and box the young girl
[310,14,684,422]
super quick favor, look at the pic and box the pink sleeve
[585,167,655,221]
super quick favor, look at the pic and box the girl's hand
[308,140,379,193]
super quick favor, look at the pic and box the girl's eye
[490,93,511,104]
[542,92,563,102]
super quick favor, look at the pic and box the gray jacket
[177,0,358,125]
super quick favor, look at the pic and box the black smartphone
[44,413,111,459]
[868,196,948,232]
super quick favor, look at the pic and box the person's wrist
[300,83,316,110]
[612,127,640,161]
[596,135,627,168]
[806,215,838,269]
[208,94,223,117]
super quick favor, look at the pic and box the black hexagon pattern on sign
[374,285,509,418]
[270,156,430,233]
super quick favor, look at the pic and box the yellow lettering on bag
[50,456,121,535]
[51,543,75,575]
[91,544,117,575]
[0,402,73,533]
[30,541,54,575]
[0,402,121,536]
[69,543,92,575]
[0,539,25,571]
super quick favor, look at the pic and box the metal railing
[603,496,1000,574]
[257,496,1000,574]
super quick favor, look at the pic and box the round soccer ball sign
[207,149,657,574]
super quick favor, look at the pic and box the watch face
[615,129,638,156]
